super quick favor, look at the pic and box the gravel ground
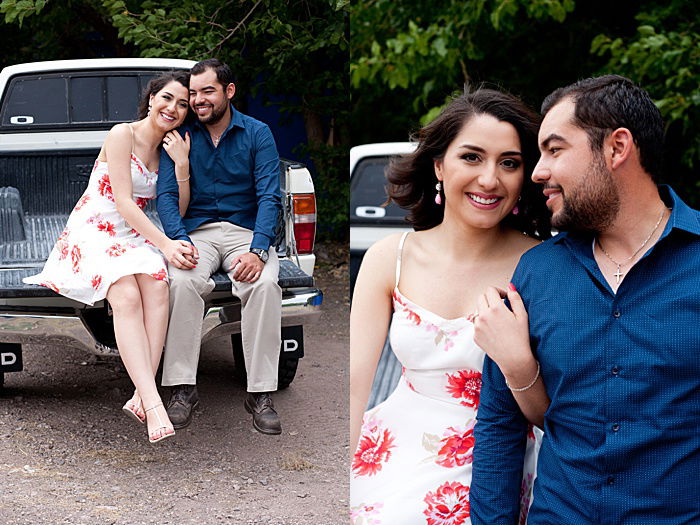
[0,243,349,525]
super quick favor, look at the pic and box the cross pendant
[613,265,623,284]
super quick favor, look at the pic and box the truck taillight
[292,193,316,254]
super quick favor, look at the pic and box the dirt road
[0,245,349,525]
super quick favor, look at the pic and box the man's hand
[162,239,198,270]
[230,252,264,283]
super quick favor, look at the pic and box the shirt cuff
[250,232,272,252]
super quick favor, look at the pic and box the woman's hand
[473,284,533,378]
[160,239,198,270]
[162,131,190,167]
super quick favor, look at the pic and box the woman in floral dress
[24,72,194,443]
[350,89,552,523]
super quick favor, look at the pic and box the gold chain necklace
[596,207,666,285]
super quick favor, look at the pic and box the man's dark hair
[190,58,235,89]
[541,75,664,181]
[387,88,551,239]
[137,70,190,120]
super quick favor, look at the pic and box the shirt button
[613,310,621,318]
[607,475,615,485]
[612,366,619,375]
[612,423,620,432]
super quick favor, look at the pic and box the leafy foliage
[592,1,700,177]
[0,0,349,238]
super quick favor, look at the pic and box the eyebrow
[162,90,188,103]
[457,143,522,156]
[189,85,217,91]
[540,133,568,149]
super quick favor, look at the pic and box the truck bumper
[0,287,323,357]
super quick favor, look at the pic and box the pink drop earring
[435,182,442,205]
[511,196,521,215]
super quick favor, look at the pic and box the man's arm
[157,136,192,244]
[250,124,282,252]
[471,355,529,525]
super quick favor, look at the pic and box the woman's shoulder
[106,122,133,138]
[505,229,542,254]
[366,231,409,258]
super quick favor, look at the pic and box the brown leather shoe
[166,385,199,430]
[244,392,282,435]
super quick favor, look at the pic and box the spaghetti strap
[126,122,135,154]
[395,231,410,288]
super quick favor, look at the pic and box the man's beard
[196,100,228,125]
[552,154,620,233]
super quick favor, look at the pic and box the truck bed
[0,150,314,301]
[0,212,313,300]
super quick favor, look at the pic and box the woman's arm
[161,130,191,216]
[104,124,194,267]
[349,235,398,455]
[473,285,549,428]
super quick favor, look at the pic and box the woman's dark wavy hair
[136,70,191,120]
[387,88,551,239]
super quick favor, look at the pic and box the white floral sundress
[23,147,168,305]
[350,232,539,525]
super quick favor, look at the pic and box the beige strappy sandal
[145,403,175,443]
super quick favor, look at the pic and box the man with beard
[470,75,700,524]
[156,58,283,434]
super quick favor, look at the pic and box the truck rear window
[350,156,409,224]
[1,72,157,130]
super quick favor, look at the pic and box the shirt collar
[553,184,700,247]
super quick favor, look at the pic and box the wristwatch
[249,248,269,263]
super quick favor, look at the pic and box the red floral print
[96,220,116,236]
[106,243,127,257]
[151,269,167,281]
[56,229,70,260]
[135,197,149,209]
[91,275,102,290]
[74,194,90,211]
[423,481,470,525]
[350,502,384,525]
[144,238,156,247]
[406,309,422,326]
[519,473,534,525]
[70,245,81,274]
[131,154,144,175]
[40,280,60,293]
[352,417,396,477]
[401,366,417,392]
[392,289,406,307]
[527,424,535,442]
[445,369,482,408]
[97,174,114,201]
[435,421,476,468]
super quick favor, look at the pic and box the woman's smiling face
[434,113,525,231]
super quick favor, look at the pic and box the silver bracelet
[176,176,190,182]
[505,361,540,392]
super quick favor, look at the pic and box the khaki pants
[162,222,281,392]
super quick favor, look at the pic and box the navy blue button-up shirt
[157,106,282,251]
[472,186,700,524]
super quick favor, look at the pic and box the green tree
[0,0,349,238]
[592,0,700,197]
[350,0,699,204]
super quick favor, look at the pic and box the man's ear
[225,82,236,101]
[608,127,634,171]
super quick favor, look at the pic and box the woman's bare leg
[107,275,172,441]
[134,273,169,375]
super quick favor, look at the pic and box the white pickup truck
[0,58,323,389]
